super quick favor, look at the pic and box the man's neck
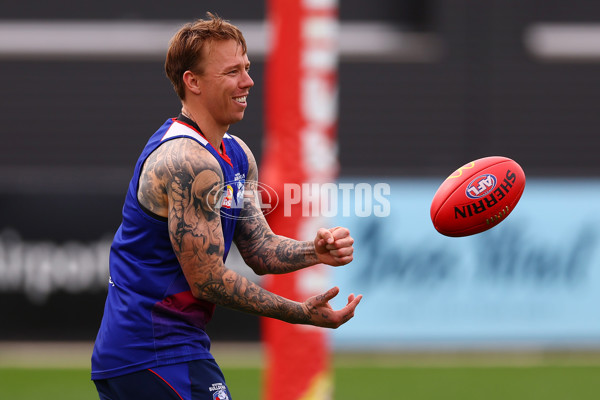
[180,108,227,154]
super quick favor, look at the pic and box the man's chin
[229,113,246,125]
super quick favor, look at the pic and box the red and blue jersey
[92,116,248,380]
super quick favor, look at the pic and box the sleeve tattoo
[233,139,319,274]
[145,138,312,324]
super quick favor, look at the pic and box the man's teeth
[234,96,247,103]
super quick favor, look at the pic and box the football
[430,156,526,237]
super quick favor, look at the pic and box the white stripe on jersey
[161,120,209,146]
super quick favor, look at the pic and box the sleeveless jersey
[91,117,248,380]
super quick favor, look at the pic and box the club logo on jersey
[466,174,497,199]
[221,185,234,209]
[206,179,279,220]
[213,390,229,400]
[209,383,229,400]
[234,172,245,204]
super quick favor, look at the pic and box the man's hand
[314,227,354,266]
[302,287,362,329]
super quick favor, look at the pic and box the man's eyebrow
[223,61,251,70]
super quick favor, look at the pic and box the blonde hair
[165,13,248,100]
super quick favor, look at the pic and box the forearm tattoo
[139,138,311,324]
[233,143,319,274]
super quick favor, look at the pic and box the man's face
[196,39,254,129]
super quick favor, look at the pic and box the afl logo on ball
[466,174,497,199]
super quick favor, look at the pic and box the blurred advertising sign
[0,231,110,304]
[331,178,600,349]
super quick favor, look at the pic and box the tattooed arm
[138,138,360,328]
[232,136,354,275]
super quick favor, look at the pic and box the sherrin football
[430,156,526,237]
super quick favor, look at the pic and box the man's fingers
[318,286,340,303]
[317,228,335,244]
[309,291,362,328]
[344,294,362,311]
[318,227,351,245]
[325,236,354,250]
[349,294,362,308]
[328,256,352,266]
[328,246,354,258]
[339,294,362,325]
[330,227,350,240]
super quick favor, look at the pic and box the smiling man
[91,13,361,400]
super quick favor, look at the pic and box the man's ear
[183,70,202,95]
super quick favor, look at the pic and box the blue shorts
[94,359,232,400]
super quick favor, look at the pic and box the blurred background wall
[1,0,600,346]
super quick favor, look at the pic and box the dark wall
[2,0,427,25]
[339,0,600,176]
[4,1,600,180]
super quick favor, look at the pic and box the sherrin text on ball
[430,156,526,237]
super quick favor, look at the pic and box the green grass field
[2,363,600,400]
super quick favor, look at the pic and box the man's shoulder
[228,134,254,158]
[227,135,257,180]
[158,137,222,173]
